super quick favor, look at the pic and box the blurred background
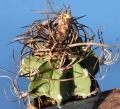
[0,0,120,108]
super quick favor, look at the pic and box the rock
[92,88,120,109]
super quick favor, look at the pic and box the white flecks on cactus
[83,68,89,77]
[58,94,62,100]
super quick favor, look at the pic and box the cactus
[12,1,118,108]
[18,4,101,107]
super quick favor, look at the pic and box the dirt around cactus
[92,88,120,109]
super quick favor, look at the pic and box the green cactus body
[72,63,91,98]
[21,56,47,80]
[21,56,92,107]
